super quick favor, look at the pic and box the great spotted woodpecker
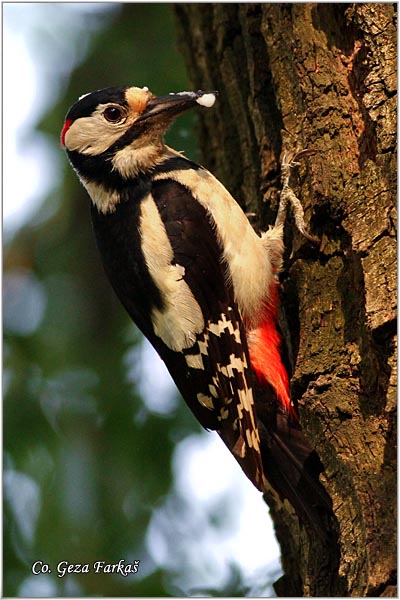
[61,86,331,532]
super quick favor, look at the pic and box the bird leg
[275,149,320,245]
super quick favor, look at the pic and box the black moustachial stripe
[67,148,202,194]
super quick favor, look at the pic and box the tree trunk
[174,3,397,596]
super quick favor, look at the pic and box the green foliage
[4,4,278,596]
[4,5,198,596]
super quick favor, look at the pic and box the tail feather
[248,307,334,536]
[257,408,334,539]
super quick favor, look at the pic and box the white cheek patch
[139,194,205,351]
[64,107,130,156]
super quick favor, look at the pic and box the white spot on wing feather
[197,393,214,410]
[208,384,218,398]
[219,407,229,420]
[207,313,241,342]
[185,353,204,370]
[219,354,248,378]
[232,434,246,458]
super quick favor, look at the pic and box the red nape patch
[249,319,296,416]
[60,119,73,147]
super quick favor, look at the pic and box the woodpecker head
[61,85,217,186]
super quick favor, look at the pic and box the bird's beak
[137,90,218,124]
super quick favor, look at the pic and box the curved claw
[291,148,316,164]
[276,148,320,245]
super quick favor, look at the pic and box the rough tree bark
[174,4,396,597]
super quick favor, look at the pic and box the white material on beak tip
[196,93,216,108]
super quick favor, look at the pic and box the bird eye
[103,106,124,123]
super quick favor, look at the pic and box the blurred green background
[4,4,281,596]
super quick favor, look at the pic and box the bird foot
[275,149,320,245]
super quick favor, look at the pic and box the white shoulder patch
[154,169,279,329]
[139,194,205,351]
